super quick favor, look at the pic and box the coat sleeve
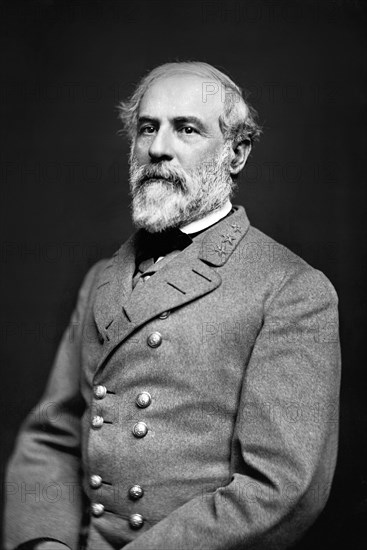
[123,266,342,550]
[3,261,106,550]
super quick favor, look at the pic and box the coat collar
[92,204,250,379]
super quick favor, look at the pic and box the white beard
[128,141,235,233]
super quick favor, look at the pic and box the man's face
[128,74,234,233]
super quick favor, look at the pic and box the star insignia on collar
[221,233,235,245]
[214,243,227,258]
[231,223,241,234]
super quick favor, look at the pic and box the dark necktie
[136,227,193,265]
[132,208,235,289]
[132,228,193,290]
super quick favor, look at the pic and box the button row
[89,320,166,528]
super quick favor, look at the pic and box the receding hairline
[138,63,248,126]
[137,62,244,100]
[118,61,262,144]
[138,72,241,123]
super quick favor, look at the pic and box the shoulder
[76,258,111,304]
[239,225,339,309]
[82,257,110,287]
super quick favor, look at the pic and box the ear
[229,139,252,176]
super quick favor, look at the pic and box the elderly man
[4,61,341,550]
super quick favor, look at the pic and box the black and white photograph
[1,1,366,549]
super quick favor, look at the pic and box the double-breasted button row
[90,379,150,526]
[89,384,151,524]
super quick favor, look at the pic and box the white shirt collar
[179,199,232,235]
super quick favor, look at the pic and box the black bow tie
[136,227,193,263]
[135,208,235,265]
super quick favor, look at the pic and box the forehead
[138,74,224,124]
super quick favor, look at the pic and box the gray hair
[117,61,262,147]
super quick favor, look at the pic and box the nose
[148,127,174,162]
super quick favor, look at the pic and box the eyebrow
[137,115,208,133]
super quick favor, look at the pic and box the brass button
[90,474,102,489]
[136,392,151,408]
[132,421,148,438]
[147,331,162,348]
[94,385,107,399]
[91,503,104,517]
[91,415,104,429]
[129,513,144,529]
[159,311,170,319]
[129,484,144,499]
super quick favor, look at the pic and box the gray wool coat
[4,204,341,550]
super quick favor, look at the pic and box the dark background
[1,0,366,548]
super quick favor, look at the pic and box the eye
[180,126,198,135]
[139,125,156,135]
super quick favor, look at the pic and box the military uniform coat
[4,205,341,550]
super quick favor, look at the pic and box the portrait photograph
[1,1,366,549]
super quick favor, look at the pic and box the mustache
[134,164,187,191]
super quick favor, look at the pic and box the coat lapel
[92,205,250,376]
[123,249,222,327]
[92,233,136,343]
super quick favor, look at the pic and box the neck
[179,199,233,235]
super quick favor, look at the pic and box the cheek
[179,145,222,172]
[133,140,150,161]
